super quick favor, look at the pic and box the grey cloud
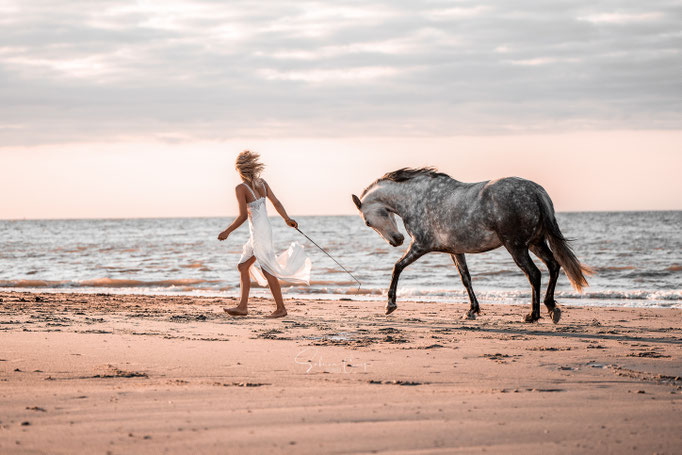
[0,0,680,146]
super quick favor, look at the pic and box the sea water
[0,212,680,308]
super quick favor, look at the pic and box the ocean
[0,212,680,308]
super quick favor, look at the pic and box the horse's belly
[458,231,502,253]
[438,229,502,254]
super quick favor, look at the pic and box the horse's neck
[372,180,430,216]
[373,178,459,228]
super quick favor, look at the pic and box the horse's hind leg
[451,254,480,319]
[530,241,562,324]
[505,244,542,323]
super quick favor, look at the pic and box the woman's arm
[263,180,298,229]
[218,186,249,241]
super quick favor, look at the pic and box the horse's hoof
[550,307,562,324]
[385,304,397,315]
[524,313,540,323]
[464,312,477,320]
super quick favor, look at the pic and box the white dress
[238,181,312,286]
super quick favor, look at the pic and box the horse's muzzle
[390,234,405,247]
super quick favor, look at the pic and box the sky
[1,0,681,218]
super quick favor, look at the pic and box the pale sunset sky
[1,1,680,219]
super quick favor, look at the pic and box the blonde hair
[235,150,265,182]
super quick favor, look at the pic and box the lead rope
[295,227,362,293]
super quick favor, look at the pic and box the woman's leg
[225,256,256,316]
[262,269,287,318]
[238,257,257,308]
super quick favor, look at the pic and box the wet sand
[1,291,681,454]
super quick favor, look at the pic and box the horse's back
[480,177,548,205]
[478,177,551,240]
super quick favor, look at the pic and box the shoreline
[1,291,681,454]
[0,287,679,310]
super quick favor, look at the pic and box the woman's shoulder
[234,183,249,196]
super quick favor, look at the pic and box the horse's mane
[361,167,450,197]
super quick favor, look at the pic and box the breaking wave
[0,278,218,289]
[389,288,681,302]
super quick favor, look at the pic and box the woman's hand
[218,230,229,241]
[286,218,298,229]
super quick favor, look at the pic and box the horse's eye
[366,221,371,227]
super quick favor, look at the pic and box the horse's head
[352,194,405,247]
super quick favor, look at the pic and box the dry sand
[1,291,681,454]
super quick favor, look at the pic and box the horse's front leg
[386,245,427,315]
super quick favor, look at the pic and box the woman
[218,151,311,318]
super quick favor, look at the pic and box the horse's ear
[352,194,362,210]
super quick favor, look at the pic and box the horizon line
[2,209,681,222]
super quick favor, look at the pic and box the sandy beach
[1,291,680,454]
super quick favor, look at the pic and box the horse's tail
[538,191,593,292]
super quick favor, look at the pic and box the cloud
[257,66,402,83]
[506,57,581,66]
[579,12,664,24]
[0,0,680,146]
[423,5,492,21]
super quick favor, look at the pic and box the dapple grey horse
[352,168,591,323]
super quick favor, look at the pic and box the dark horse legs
[530,241,562,323]
[505,243,542,322]
[451,254,480,318]
[388,243,559,323]
[387,245,426,315]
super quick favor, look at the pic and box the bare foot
[266,309,287,319]
[224,307,248,317]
